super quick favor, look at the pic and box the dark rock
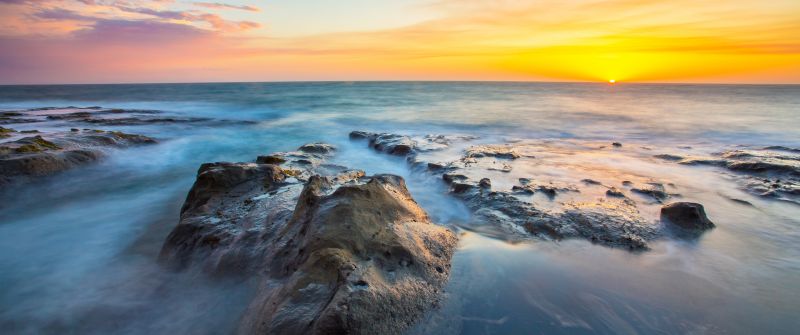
[298,142,336,154]
[612,142,622,147]
[631,184,669,202]
[0,130,155,186]
[479,178,491,189]
[581,179,602,185]
[256,155,286,165]
[660,202,715,231]
[654,154,683,161]
[606,187,625,197]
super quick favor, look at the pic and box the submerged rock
[160,143,457,334]
[352,130,662,250]
[0,130,156,186]
[660,202,715,231]
[661,147,800,204]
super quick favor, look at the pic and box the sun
[608,79,616,84]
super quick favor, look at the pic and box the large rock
[0,130,156,186]
[660,202,715,231]
[159,144,457,334]
[239,174,457,334]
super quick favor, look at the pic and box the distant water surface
[0,82,798,334]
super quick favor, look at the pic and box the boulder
[160,144,458,334]
[660,202,715,231]
[239,175,456,334]
[0,130,156,186]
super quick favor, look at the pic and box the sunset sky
[1,0,798,84]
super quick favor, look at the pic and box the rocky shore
[155,131,746,333]
[0,127,155,185]
[0,105,265,187]
[159,143,457,334]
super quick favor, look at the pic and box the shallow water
[1,82,798,334]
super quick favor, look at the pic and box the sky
[0,0,798,84]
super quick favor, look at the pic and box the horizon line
[1,79,799,87]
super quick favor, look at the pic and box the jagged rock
[663,147,800,203]
[349,131,416,156]
[160,143,457,334]
[256,155,287,165]
[0,130,156,186]
[298,142,336,154]
[660,202,715,231]
[239,174,456,334]
[512,178,579,197]
[354,130,660,250]
[464,145,520,159]
[631,183,669,202]
[606,187,625,197]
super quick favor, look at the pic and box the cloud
[193,2,259,12]
[33,7,97,21]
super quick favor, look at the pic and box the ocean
[1,82,798,334]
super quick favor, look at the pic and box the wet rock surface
[655,147,800,204]
[0,129,156,186]
[661,202,715,231]
[351,130,664,250]
[159,143,457,334]
[0,106,254,127]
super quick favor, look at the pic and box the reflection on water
[0,82,799,334]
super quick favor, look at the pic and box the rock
[239,175,456,334]
[660,202,715,231]
[654,154,683,161]
[298,142,336,154]
[352,130,660,250]
[631,184,669,202]
[606,187,625,197]
[0,130,156,186]
[465,145,520,159]
[349,131,416,156]
[581,179,602,185]
[161,143,457,334]
[513,179,579,198]
[612,142,622,147]
[663,147,800,203]
[256,155,286,165]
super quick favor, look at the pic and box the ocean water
[0,82,798,334]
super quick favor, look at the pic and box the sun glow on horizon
[0,0,798,84]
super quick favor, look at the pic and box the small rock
[612,142,622,147]
[606,187,625,197]
[479,178,491,189]
[256,155,287,165]
[298,142,336,154]
[660,202,715,230]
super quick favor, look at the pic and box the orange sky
[0,0,798,84]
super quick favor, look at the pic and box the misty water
[1,82,799,334]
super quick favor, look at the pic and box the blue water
[0,82,798,334]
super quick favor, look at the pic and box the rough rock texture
[655,147,800,204]
[239,174,457,334]
[660,202,715,231]
[0,106,254,126]
[159,143,457,334]
[0,129,156,186]
[351,130,661,250]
